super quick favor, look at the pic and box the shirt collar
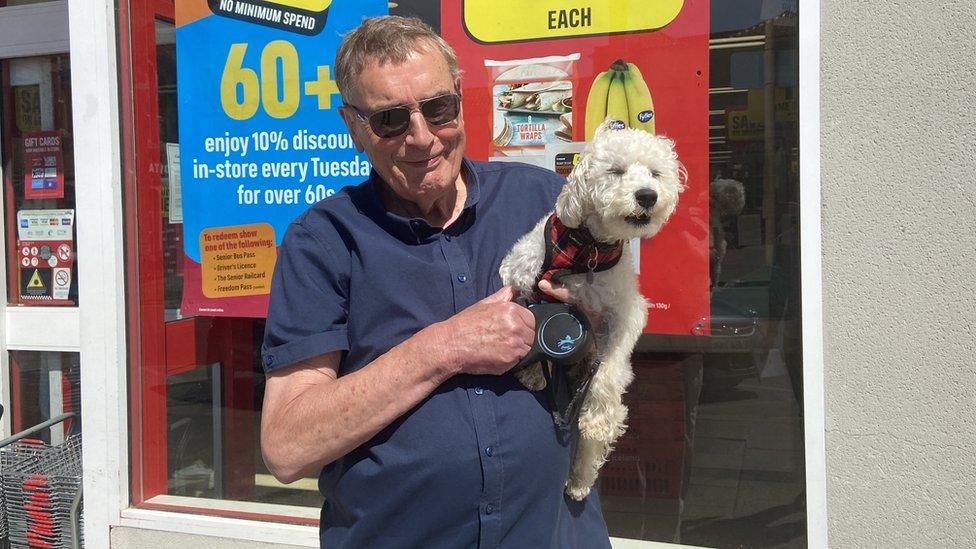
[363,158,481,244]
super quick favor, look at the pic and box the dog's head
[556,121,686,242]
[709,178,746,217]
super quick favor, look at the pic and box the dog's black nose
[634,189,657,208]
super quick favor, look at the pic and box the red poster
[442,0,711,335]
[22,131,65,200]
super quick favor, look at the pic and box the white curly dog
[500,122,685,500]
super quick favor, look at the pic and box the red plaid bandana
[531,213,624,302]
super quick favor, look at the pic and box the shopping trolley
[0,411,82,549]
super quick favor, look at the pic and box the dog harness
[531,213,625,302]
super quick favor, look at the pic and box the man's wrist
[404,321,464,381]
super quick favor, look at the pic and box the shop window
[122,0,806,546]
[122,3,321,518]
[0,1,59,5]
[0,55,78,307]
[5,351,81,443]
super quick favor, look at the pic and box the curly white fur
[499,122,685,500]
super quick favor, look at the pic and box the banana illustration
[621,61,656,134]
[585,60,657,139]
[605,70,629,131]
[584,70,614,140]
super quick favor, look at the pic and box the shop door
[124,0,259,506]
[0,2,81,445]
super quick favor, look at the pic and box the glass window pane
[1,1,58,5]
[0,55,78,306]
[125,13,322,513]
[6,351,81,444]
[598,7,804,548]
[124,2,806,545]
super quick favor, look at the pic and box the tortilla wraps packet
[486,53,579,156]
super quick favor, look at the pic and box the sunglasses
[345,93,462,138]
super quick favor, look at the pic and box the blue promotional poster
[175,0,708,331]
[175,0,385,316]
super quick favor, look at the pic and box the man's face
[340,47,465,209]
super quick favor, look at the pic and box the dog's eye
[651,170,661,178]
[608,167,625,176]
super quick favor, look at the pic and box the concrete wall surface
[821,1,976,546]
[110,527,308,548]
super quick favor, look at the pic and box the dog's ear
[556,151,591,228]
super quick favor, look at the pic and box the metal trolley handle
[0,412,78,449]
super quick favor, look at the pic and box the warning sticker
[21,267,51,299]
[53,268,71,300]
[27,269,45,291]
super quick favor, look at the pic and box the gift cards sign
[23,132,64,200]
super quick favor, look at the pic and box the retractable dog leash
[514,301,600,431]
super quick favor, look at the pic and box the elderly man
[260,15,611,548]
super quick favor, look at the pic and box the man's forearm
[262,323,460,483]
[261,285,533,482]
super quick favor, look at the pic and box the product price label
[463,0,684,43]
[176,0,385,316]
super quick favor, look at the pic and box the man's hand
[423,285,535,376]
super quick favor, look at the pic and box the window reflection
[127,3,806,546]
[1,55,78,306]
[598,8,805,547]
[6,351,81,445]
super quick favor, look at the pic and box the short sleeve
[261,221,350,373]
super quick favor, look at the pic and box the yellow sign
[727,88,798,141]
[13,86,41,133]
[463,0,684,43]
[264,0,331,10]
[27,269,45,290]
[727,109,763,142]
[201,223,277,298]
[747,88,798,123]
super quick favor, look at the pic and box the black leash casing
[514,302,600,431]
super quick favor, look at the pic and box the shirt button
[458,274,467,283]
[445,235,452,241]
[485,446,493,457]
[265,355,275,366]
[485,504,494,515]
[474,387,484,395]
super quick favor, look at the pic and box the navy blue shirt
[262,159,611,549]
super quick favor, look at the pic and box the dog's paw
[515,364,547,391]
[564,478,592,501]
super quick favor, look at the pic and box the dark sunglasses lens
[370,107,411,138]
[421,95,460,125]
[368,95,460,138]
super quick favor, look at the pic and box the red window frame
[119,0,289,522]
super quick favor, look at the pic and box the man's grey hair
[335,16,460,103]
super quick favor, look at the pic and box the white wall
[821,1,976,546]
